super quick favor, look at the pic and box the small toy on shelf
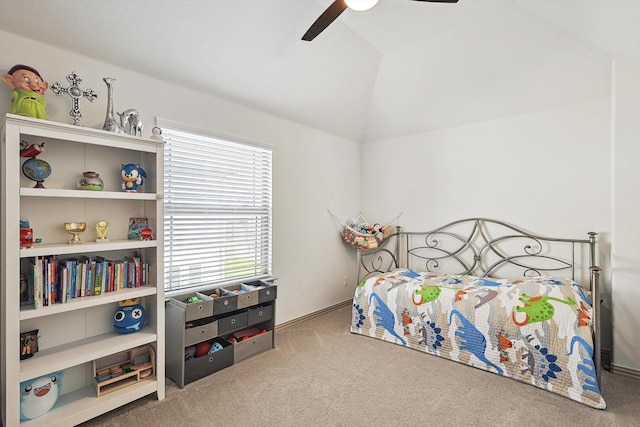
[121,163,146,192]
[20,329,39,359]
[20,141,45,158]
[2,64,49,119]
[20,218,33,248]
[113,299,146,334]
[140,227,153,240]
[20,371,63,421]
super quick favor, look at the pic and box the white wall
[361,98,614,354]
[0,30,360,325]
[611,58,640,374]
[362,99,610,234]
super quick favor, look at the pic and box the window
[157,118,272,296]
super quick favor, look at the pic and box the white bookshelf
[1,114,165,426]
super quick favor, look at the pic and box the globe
[22,157,52,188]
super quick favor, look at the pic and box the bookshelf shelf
[20,285,158,320]
[20,239,158,258]
[20,327,157,381]
[1,114,165,427]
[21,187,159,200]
[20,379,159,427]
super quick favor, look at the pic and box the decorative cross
[50,72,98,125]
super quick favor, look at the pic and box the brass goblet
[64,222,87,244]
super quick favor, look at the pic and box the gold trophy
[96,220,109,242]
[64,222,87,244]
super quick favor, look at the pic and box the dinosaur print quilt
[350,270,606,409]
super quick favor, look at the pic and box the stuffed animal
[208,341,224,354]
[20,372,63,420]
[373,223,384,241]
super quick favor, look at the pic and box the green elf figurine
[2,64,49,119]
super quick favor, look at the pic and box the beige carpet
[81,304,640,427]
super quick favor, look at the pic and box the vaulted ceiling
[1,0,639,141]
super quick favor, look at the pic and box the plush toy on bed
[20,372,63,420]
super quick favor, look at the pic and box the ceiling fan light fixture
[344,0,379,12]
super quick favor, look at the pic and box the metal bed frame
[356,217,602,385]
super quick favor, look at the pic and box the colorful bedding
[351,270,606,409]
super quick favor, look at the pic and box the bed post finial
[588,232,597,269]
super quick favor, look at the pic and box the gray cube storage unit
[166,281,277,388]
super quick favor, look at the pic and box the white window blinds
[157,119,272,295]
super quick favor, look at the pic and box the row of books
[27,255,150,308]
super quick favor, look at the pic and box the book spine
[43,257,49,306]
[85,260,93,297]
[33,258,41,309]
[108,260,115,293]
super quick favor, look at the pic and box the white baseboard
[277,299,351,330]
[612,364,640,380]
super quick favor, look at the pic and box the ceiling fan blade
[302,0,348,41]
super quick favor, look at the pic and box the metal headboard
[402,218,596,280]
[356,217,602,384]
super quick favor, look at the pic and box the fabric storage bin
[223,284,259,309]
[206,287,238,315]
[247,304,273,325]
[217,310,249,335]
[184,338,233,385]
[233,330,273,363]
[244,280,277,303]
[184,318,218,347]
[170,292,214,321]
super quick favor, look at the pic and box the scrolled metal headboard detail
[402,218,596,282]
[356,227,401,284]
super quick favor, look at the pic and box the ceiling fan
[302,0,459,41]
